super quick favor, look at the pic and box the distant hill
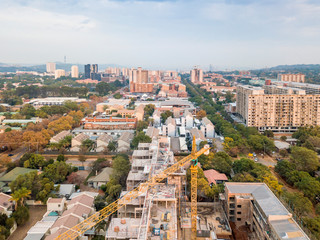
[0,62,124,73]
[261,64,320,72]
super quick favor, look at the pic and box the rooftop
[0,167,36,183]
[88,167,113,183]
[204,169,228,185]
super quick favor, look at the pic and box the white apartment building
[71,65,79,78]
[55,69,65,79]
[46,62,56,73]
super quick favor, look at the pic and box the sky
[1,0,320,70]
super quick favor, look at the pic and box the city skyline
[1,0,320,69]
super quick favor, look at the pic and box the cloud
[0,0,320,69]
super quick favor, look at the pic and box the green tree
[20,104,36,118]
[136,121,149,132]
[144,104,155,117]
[280,136,287,141]
[113,93,122,99]
[131,132,151,149]
[81,139,95,152]
[111,154,130,187]
[57,154,66,162]
[12,206,29,226]
[107,141,117,152]
[247,135,275,154]
[291,146,319,172]
[282,192,313,216]
[211,151,233,175]
[10,187,31,209]
[161,111,173,124]
[233,158,255,174]
[263,130,274,138]
[42,161,71,183]
[23,154,46,169]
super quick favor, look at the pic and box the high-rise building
[190,67,203,83]
[46,62,56,73]
[129,67,153,93]
[71,65,79,78]
[91,64,98,74]
[84,64,91,79]
[236,84,320,132]
[55,69,65,79]
[278,73,305,83]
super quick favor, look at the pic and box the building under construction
[105,137,232,240]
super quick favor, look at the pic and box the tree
[283,191,313,216]
[233,158,255,174]
[10,187,31,209]
[113,93,122,99]
[279,149,288,157]
[263,130,274,138]
[111,154,130,187]
[131,132,151,149]
[81,139,95,152]
[247,135,275,154]
[20,104,36,118]
[136,121,148,132]
[94,195,106,211]
[0,156,11,169]
[280,136,287,141]
[67,172,84,186]
[210,152,233,175]
[196,110,207,120]
[144,104,155,117]
[233,173,255,182]
[23,154,46,169]
[107,141,117,152]
[42,161,71,183]
[79,155,87,167]
[290,146,319,173]
[160,111,173,124]
[12,206,29,226]
[57,154,66,162]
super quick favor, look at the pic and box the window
[237,205,241,208]
[237,212,241,215]
[237,218,241,221]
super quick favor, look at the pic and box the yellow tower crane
[56,137,208,240]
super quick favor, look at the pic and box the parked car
[254,158,258,162]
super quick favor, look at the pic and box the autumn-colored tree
[68,110,84,127]
[0,130,23,150]
[0,156,11,169]
[196,110,207,119]
[48,116,73,133]
[67,172,84,186]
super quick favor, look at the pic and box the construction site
[102,136,232,240]
[52,133,311,240]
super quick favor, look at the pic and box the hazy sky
[1,0,320,70]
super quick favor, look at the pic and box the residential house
[181,110,193,129]
[46,192,95,240]
[53,184,76,199]
[162,116,176,137]
[70,133,89,152]
[96,134,113,152]
[189,128,206,148]
[87,167,113,189]
[204,169,228,187]
[118,132,134,152]
[0,192,14,216]
[47,198,66,214]
[0,167,37,193]
[50,131,71,144]
[152,109,161,127]
[146,126,159,139]
[200,117,215,138]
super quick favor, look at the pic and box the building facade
[46,62,56,73]
[190,67,203,83]
[236,85,320,132]
[71,65,79,78]
[54,69,65,79]
[278,73,305,83]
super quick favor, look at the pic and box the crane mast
[56,137,208,240]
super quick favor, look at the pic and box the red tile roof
[204,169,228,185]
